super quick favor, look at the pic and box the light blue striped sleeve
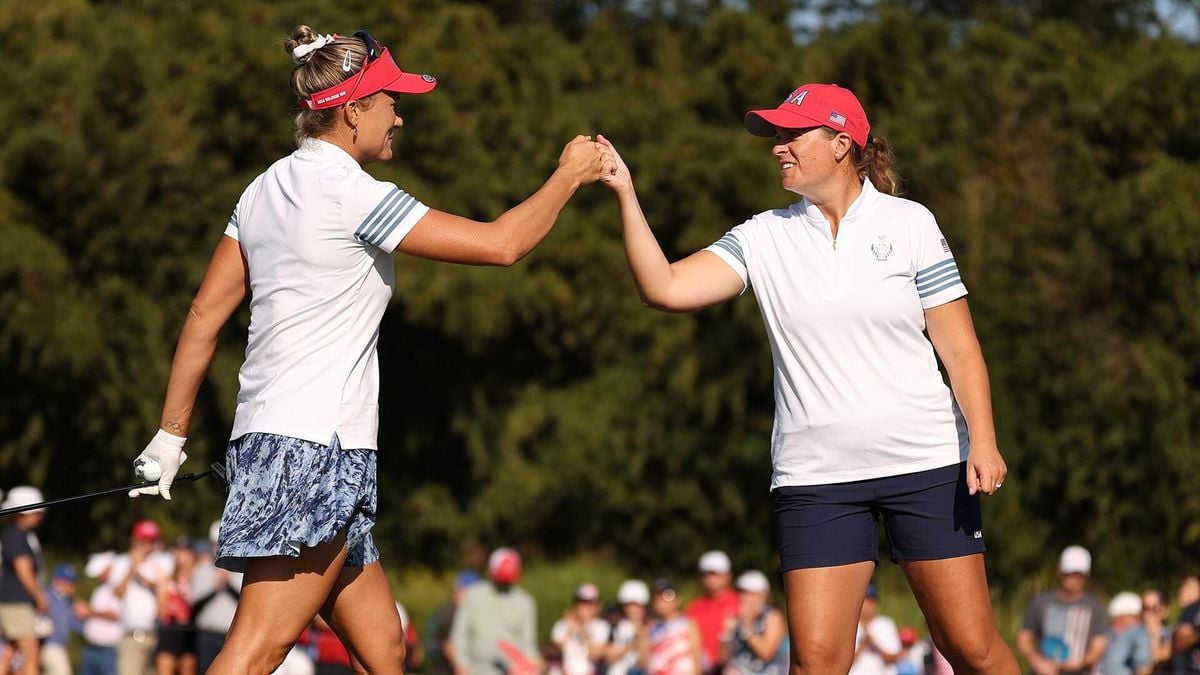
[704,227,750,291]
[223,204,239,241]
[343,173,430,253]
[914,213,967,308]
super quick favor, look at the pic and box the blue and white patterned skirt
[215,432,379,572]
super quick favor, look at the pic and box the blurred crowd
[1,486,1198,675]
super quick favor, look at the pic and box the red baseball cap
[131,519,161,541]
[488,547,522,584]
[744,83,870,148]
[300,31,437,111]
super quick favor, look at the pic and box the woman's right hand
[558,135,613,186]
[597,134,634,196]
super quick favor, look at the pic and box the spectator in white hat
[0,486,47,675]
[552,583,610,675]
[686,551,739,674]
[607,580,650,675]
[1098,592,1152,675]
[1018,545,1109,675]
[722,571,785,675]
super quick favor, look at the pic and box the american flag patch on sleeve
[940,238,951,253]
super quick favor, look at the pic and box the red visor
[301,47,437,110]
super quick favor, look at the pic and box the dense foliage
[2,0,1197,595]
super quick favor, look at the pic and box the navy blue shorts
[773,462,984,571]
[216,432,379,572]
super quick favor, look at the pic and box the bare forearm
[1083,637,1107,666]
[1016,631,1039,662]
[159,309,223,436]
[14,560,42,604]
[1149,629,1171,662]
[489,168,581,265]
[615,189,676,308]
[744,634,777,661]
[942,346,998,447]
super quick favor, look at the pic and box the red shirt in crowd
[685,589,740,668]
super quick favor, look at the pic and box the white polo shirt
[705,179,970,487]
[224,139,429,449]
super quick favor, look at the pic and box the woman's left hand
[966,444,1007,496]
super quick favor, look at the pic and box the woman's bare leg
[783,561,875,675]
[207,533,349,675]
[902,555,1019,674]
[318,562,406,675]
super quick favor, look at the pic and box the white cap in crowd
[698,550,732,575]
[735,570,770,594]
[1059,545,1092,575]
[617,579,650,605]
[1,486,45,513]
[1108,591,1142,618]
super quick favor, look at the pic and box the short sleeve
[224,204,239,240]
[913,213,968,309]
[551,619,568,643]
[340,171,429,253]
[704,219,752,291]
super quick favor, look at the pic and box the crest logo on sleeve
[870,235,893,261]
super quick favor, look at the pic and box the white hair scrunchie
[292,33,335,63]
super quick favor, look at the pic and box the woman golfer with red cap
[598,84,1018,674]
[127,26,611,675]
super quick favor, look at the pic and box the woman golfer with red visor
[598,85,1019,674]
[128,26,611,675]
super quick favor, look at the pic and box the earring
[352,126,358,141]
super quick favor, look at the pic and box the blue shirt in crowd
[46,586,83,646]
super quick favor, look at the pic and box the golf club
[0,462,228,517]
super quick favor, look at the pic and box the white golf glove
[129,430,188,500]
